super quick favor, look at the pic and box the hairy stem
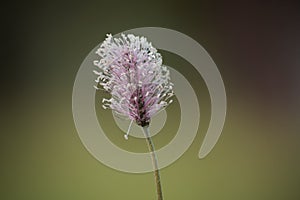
[142,126,163,200]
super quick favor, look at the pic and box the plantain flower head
[93,34,174,135]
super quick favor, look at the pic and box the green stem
[142,126,163,200]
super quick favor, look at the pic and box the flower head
[94,33,174,129]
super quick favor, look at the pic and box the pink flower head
[94,34,174,128]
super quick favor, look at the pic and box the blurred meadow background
[1,1,300,199]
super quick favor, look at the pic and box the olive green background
[2,1,300,199]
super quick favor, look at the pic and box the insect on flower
[93,33,174,139]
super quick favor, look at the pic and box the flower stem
[142,126,163,200]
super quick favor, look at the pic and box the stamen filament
[124,119,134,140]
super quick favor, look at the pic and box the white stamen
[124,119,133,140]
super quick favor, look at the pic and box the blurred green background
[2,1,300,199]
